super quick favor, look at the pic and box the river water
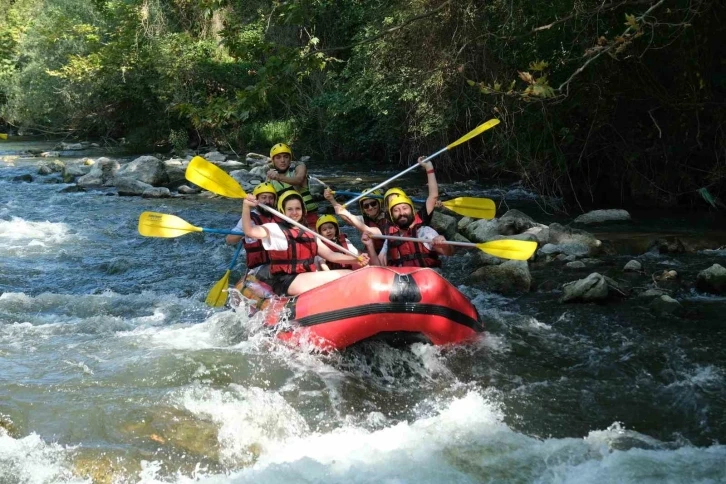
[1,143,725,483]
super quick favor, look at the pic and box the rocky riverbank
[4,148,726,319]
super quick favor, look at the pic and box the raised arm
[241,195,270,240]
[418,156,439,217]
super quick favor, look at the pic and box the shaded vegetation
[0,0,724,209]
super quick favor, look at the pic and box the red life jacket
[268,224,319,275]
[323,234,354,270]
[385,214,441,268]
[364,215,388,252]
[244,210,277,269]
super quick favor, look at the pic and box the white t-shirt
[379,225,440,259]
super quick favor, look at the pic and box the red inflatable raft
[234,266,483,351]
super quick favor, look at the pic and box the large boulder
[114,177,153,196]
[649,295,682,316]
[560,272,626,303]
[116,155,168,186]
[457,216,474,232]
[249,165,269,178]
[77,157,119,186]
[430,211,457,239]
[695,264,726,294]
[497,209,535,235]
[62,163,91,183]
[547,223,602,255]
[574,209,631,225]
[469,260,531,294]
[307,177,326,200]
[464,218,500,243]
[142,187,171,198]
[203,151,226,162]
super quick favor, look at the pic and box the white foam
[0,431,84,483]
[0,217,76,255]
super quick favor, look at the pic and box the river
[1,142,725,483]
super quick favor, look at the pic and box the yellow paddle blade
[441,197,496,219]
[477,239,537,261]
[185,156,247,198]
[138,211,203,238]
[206,270,231,307]
[0,133,7,140]
[446,119,500,150]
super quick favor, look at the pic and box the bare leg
[287,269,352,295]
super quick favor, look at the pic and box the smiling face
[360,198,380,218]
[272,153,291,172]
[256,192,276,206]
[283,197,304,222]
[318,222,337,240]
[391,202,414,228]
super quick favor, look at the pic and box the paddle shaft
[371,234,477,249]
[256,203,361,259]
[342,147,445,207]
[335,190,426,204]
[204,228,244,236]
[227,241,244,270]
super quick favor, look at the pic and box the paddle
[0,133,7,140]
[333,190,496,220]
[371,235,537,261]
[206,241,244,307]
[138,211,245,238]
[185,157,362,259]
[342,119,500,208]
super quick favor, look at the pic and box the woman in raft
[242,191,370,296]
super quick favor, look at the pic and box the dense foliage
[1,0,724,208]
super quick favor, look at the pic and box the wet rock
[12,174,33,182]
[523,224,550,245]
[40,151,60,157]
[646,237,685,254]
[452,233,471,244]
[308,176,326,200]
[695,263,726,294]
[116,155,168,186]
[497,209,535,235]
[457,216,474,231]
[539,242,590,258]
[249,165,268,178]
[566,261,586,269]
[469,260,531,294]
[203,150,226,162]
[55,142,85,151]
[560,272,627,303]
[574,209,631,225]
[246,152,269,165]
[142,187,171,198]
[464,218,500,243]
[62,163,91,182]
[300,155,311,163]
[430,211,458,239]
[164,164,187,187]
[114,177,153,196]
[624,260,642,272]
[637,288,670,299]
[548,223,602,255]
[649,295,681,316]
[77,157,119,186]
[59,185,86,193]
[38,164,54,175]
[215,160,245,173]
[177,184,200,195]
[473,249,504,267]
[537,279,559,292]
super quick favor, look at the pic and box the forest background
[0,0,724,209]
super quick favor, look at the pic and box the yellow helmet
[315,214,339,233]
[387,194,414,220]
[359,188,383,211]
[384,187,407,205]
[270,143,292,159]
[277,190,306,215]
[252,182,277,199]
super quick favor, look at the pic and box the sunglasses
[361,201,379,209]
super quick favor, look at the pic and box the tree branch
[307,0,451,56]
